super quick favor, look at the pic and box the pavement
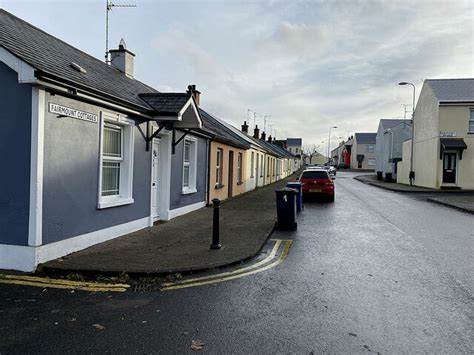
[42,175,297,275]
[354,173,474,214]
[1,171,472,354]
[426,195,474,214]
[354,174,442,192]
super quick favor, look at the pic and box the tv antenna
[105,0,137,63]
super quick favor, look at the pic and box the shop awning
[440,138,467,159]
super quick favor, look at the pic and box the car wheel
[328,195,335,202]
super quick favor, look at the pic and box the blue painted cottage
[0,10,210,271]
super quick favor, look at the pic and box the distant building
[286,138,303,157]
[375,119,412,181]
[351,133,377,169]
[305,152,328,165]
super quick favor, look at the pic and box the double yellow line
[161,239,293,291]
[0,274,130,292]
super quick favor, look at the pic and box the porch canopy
[440,138,467,159]
[139,92,202,129]
[139,92,202,151]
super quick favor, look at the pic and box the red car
[299,169,335,202]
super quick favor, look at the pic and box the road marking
[161,239,284,288]
[161,240,293,291]
[0,274,130,292]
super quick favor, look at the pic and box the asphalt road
[1,172,473,354]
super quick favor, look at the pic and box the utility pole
[105,0,136,63]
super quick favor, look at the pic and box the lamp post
[398,82,416,185]
[328,126,337,165]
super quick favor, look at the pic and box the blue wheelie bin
[275,187,297,231]
[287,181,303,212]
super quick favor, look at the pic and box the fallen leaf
[67,318,77,322]
[349,332,357,337]
[93,324,105,330]
[182,331,189,335]
[51,309,60,313]
[191,339,205,351]
[141,321,147,324]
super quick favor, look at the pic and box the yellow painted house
[398,79,473,189]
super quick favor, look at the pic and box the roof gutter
[35,70,155,118]
[439,101,474,106]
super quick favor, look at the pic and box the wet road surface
[1,172,473,353]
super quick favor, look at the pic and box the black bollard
[210,198,222,250]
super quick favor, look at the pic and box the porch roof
[440,138,467,159]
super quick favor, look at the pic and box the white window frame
[98,111,135,209]
[366,144,375,153]
[216,148,223,187]
[182,136,198,194]
[469,110,474,133]
[368,158,376,166]
[260,155,264,177]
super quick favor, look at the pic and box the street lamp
[398,82,416,185]
[328,126,337,165]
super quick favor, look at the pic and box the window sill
[215,184,225,190]
[98,197,134,209]
[182,188,197,195]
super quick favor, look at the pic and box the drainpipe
[206,138,211,206]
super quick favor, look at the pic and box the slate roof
[199,109,249,149]
[139,93,191,115]
[0,9,157,110]
[379,119,413,130]
[425,78,474,103]
[286,138,302,146]
[354,133,376,144]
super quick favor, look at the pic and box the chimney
[241,121,249,133]
[187,84,201,106]
[109,39,135,78]
[268,135,272,143]
[253,125,260,139]
[261,131,266,140]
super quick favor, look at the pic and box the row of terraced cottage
[0,10,301,272]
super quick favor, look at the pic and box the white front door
[151,139,160,218]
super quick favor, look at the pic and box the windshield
[301,171,329,179]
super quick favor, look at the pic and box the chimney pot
[261,131,266,140]
[187,84,201,106]
[241,121,249,133]
[268,135,272,142]
[109,38,135,78]
[253,125,260,139]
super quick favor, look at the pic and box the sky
[2,0,473,154]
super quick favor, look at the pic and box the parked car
[322,165,337,176]
[298,169,335,202]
